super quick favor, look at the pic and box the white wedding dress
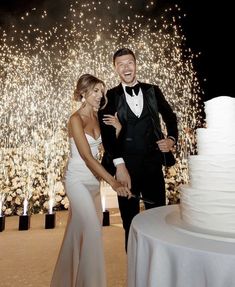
[51,134,106,287]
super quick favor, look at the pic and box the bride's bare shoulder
[69,110,81,122]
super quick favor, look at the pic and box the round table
[127,204,235,287]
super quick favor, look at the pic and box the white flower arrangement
[164,157,189,205]
[0,131,70,216]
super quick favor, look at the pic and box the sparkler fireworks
[0,0,203,214]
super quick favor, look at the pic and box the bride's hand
[111,181,132,199]
[103,112,122,136]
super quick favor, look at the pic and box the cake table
[127,204,235,287]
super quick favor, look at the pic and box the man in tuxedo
[98,48,178,250]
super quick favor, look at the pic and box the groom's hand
[115,163,131,189]
[157,138,175,152]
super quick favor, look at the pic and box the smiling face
[114,54,137,86]
[85,82,104,111]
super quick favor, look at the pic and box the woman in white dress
[51,74,131,287]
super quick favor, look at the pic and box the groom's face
[114,54,136,85]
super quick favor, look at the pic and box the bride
[51,74,131,287]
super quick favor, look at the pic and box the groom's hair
[113,48,136,65]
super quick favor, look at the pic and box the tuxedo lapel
[140,82,162,116]
[114,84,128,122]
[139,82,156,109]
[140,82,162,138]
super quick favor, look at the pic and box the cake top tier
[205,96,235,129]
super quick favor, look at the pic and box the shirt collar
[121,80,139,90]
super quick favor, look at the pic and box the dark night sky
[0,0,234,100]
[178,1,235,100]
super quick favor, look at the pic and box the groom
[98,48,178,250]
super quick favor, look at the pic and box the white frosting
[189,155,235,191]
[197,128,235,155]
[180,96,235,235]
[180,185,235,234]
[205,96,235,129]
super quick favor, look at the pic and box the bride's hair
[74,74,107,109]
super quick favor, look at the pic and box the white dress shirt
[122,82,143,117]
[113,82,143,167]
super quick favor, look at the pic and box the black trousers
[117,150,166,251]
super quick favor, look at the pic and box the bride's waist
[66,159,88,169]
[64,163,99,185]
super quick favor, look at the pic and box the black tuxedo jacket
[98,82,178,172]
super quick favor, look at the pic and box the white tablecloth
[127,205,235,287]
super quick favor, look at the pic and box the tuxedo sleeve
[154,85,178,142]
[98,90,122,160]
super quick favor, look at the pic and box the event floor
[0,209,127,287]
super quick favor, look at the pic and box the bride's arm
[102,112,122,138]
[69,113,130,197]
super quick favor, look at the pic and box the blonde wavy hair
[74,74,107,109]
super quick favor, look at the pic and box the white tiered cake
[180,96,235,234]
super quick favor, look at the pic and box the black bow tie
[125,84,140,96]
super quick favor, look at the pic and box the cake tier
[196,128,235,155]
[180,185,235,234]
[205,96,235,129]
[188,155,235,191]
[180,96,235,236]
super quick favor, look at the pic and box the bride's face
[86,83,104,111]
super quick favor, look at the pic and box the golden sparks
[0,0,203,212]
